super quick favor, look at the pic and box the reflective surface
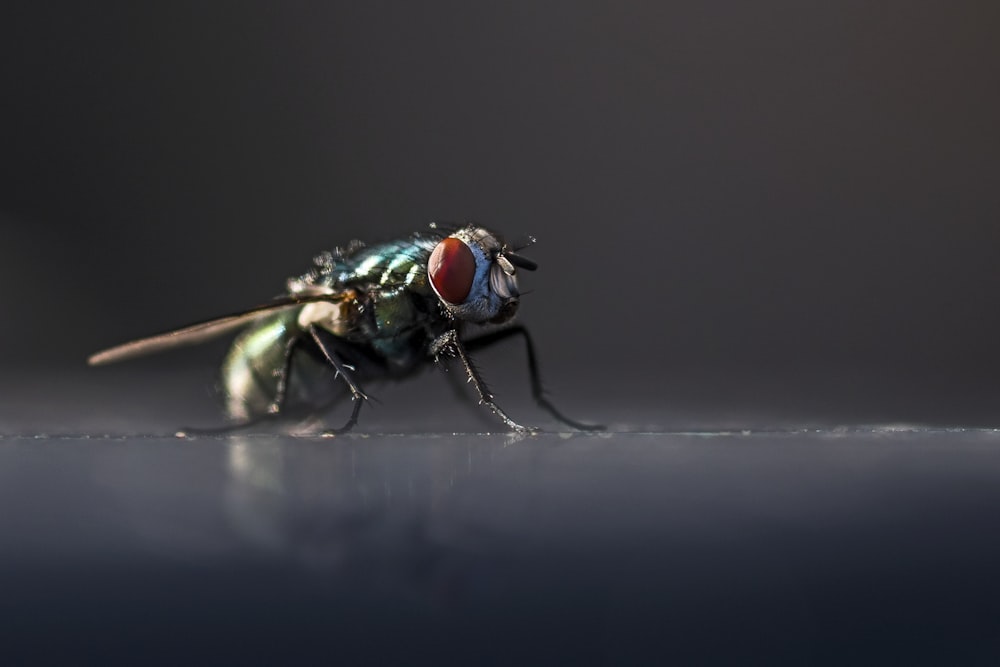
[3,375,1000,665]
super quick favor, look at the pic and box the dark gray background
[3,0,1000,425]
[4,4,1000,665]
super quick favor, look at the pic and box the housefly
[89,223,598,433]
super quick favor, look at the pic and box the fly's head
[427,226,537,325]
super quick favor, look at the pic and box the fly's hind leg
[308,326,368,434]
[464,325,603,431]
[267,335,301,416]
[433,329,533,433]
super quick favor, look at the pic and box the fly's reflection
[222,435,521,571]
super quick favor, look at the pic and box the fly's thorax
[427,225,528,325]
[342,238,439,290]
[288,237,439,296]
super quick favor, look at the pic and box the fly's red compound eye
[428,237,475,304]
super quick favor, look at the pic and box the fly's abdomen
[221,310,301,422]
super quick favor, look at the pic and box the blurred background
[2,0,999,426]
[4,4,1000,664]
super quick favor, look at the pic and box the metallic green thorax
[221,231,448,421]
[304,233,445,358]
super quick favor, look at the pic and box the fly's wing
[88,293,351,366]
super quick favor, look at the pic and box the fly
[89,223,599,433]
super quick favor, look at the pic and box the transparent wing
[88,293,350,366]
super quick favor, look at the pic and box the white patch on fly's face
[490,260,517,299]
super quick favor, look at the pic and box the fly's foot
[321,392,366,436]
[492,410,537,434]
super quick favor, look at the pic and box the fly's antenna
[504,252,537,272]
[499,234,537,271]
[502,235,538,272]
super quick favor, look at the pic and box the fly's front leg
[308,326,368,433]
[432,329,533,433]
[464,325,603,431]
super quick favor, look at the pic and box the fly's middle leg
[463,325,603,431]
[267,335,301,415]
